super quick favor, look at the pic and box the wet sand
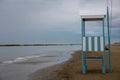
[29,43,120,80]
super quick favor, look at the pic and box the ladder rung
[84,57,103,60]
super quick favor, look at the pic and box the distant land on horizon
[0,43,81,46]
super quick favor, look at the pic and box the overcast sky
[0,0,120,43]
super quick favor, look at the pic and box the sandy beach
[29,43,120,80]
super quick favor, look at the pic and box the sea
[0,45,81,80]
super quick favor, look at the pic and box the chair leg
[84,53,87,72]
[82,52,87,74]
[102,60,106,73]
[85,62,87,73]
[83,65,86,74]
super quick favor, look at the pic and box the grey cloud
[0,0,119,43]
[0,0,80,28]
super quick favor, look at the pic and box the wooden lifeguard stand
[81,13,112,74]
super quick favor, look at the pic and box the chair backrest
[82,36,104,52]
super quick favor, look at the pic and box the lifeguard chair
[81,12,112,74]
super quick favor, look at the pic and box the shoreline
[28,51,80,80]
[29,43,120,80]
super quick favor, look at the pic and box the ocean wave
[2,54,47,64]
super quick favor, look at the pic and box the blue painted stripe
[97,37,101,51]
[92,36,94,52]
[86,37,88,51]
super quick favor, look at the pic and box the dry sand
[29,44,120,80]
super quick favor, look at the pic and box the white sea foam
[2,54,47,64]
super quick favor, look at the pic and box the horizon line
[0,43,81,47]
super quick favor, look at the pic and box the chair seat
[84,57,103,60]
